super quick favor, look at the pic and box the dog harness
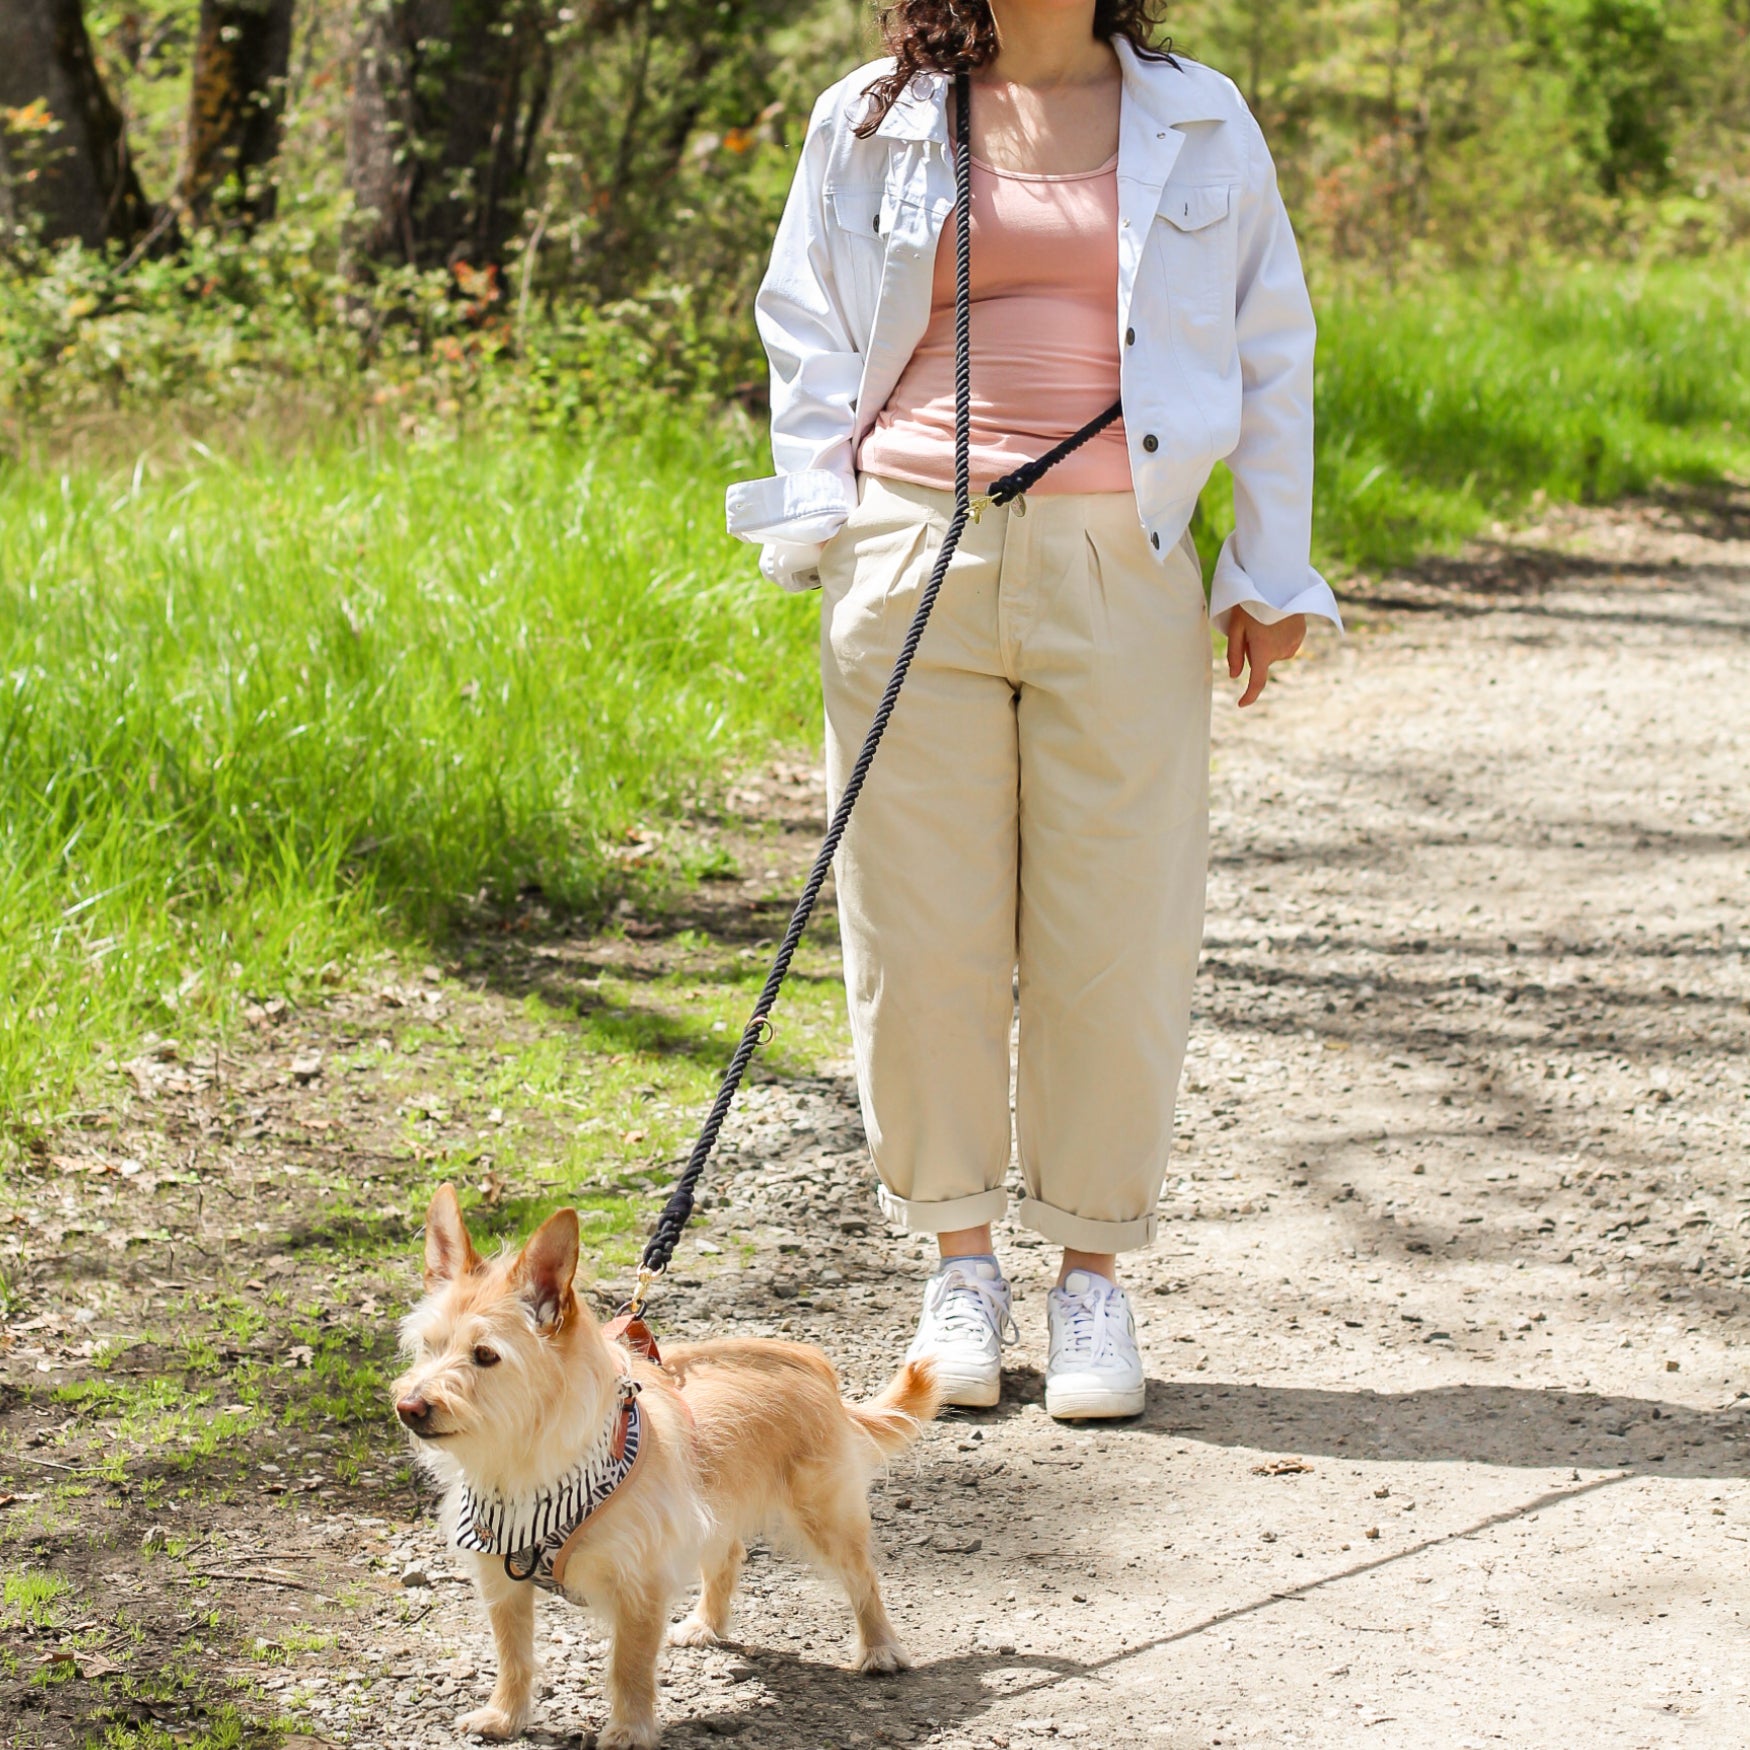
[452,1376,645,1592]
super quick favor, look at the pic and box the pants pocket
[822,515,934,676]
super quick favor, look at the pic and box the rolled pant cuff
[875,1183,1009,1235]
[1017,1197,1158,1253]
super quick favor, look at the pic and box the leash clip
[627,1262,659,1318]
[968,492,993,523]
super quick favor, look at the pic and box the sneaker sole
[931,1367,1002,1409]
[1045,1381,1146,1421]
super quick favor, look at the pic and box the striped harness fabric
[452,1378,643,1591]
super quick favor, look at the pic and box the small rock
[140,1525,167,1554]
[290,1052,324,1083]
[400,1562,432,1588]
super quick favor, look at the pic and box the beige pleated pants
[819,473,1212,1253]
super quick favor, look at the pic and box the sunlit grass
[0,412,819,1129]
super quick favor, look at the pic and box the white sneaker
[1046,1270,1147,1420]
[905,1259,1016,1408]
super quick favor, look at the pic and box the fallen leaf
[1252,1456,1314,1477]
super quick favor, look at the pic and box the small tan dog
[392,1186,939,1747]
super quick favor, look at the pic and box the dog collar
[452,1378,643,1590]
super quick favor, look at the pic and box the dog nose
[396,1395,433,1432]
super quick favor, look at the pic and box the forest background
[5,0,1749,435]
[0,0,1747,1130]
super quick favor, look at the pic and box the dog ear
[424,1184,480,1290]
[513,1208,580,1332]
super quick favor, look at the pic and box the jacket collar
[871,39,1225,145]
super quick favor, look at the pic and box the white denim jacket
[724,41,1341,634]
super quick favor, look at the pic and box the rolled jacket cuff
[1016,1195,1159,1254]
[1209,537,1344,637]
[875,1183,1009,1236]
[725,466,854,546]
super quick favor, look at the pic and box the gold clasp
[968,493,994,522]
[627,1263,659,1318]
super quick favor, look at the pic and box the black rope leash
[627,73,1125,1316]
[975,401,1123,517]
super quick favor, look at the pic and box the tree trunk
[345,0,550,272]
[177,0,296,227]
[0,0,151,248]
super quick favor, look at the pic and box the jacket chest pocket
[1152,181,1238,347]
[1156,182,1235,283]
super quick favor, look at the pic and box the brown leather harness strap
[547,1388,648,1589]
[602,1311,662,1365]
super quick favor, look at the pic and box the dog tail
[844,1359,943,1459]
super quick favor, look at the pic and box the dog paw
[456,1704,528,1741]
[667,1614,721,1649]
[855,1640,911,1675]
[598,1716,661,1749]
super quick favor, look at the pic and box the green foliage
[0,217,755,441]
[1168,0,1750,268]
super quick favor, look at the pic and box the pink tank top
[856,150,1130,496]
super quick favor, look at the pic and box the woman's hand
[1226,607,1306,707]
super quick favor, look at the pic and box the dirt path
[3,489,1747,1750]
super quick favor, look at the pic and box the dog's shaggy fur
[392,1186,940,1747]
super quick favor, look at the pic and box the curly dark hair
[854,0,1177,138]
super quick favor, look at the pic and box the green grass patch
[51,1375,259,1473]
[84,1704,265,1749]
[1312,256,1750,571]
[2,1566,70,1629]
[0,411,820,1129]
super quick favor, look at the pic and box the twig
[208,1549,326,1563]
[14,1453,82,1473]
[197,1568,320,1591]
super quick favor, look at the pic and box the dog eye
[471,1345,500,1368]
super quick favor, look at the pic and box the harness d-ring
[504,1545,541,1584]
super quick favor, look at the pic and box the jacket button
[1125,327,1135,346]
[1151,532,1161,550]
[1142,433,1159,453]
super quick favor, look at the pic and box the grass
[2,1567,70,1629]
[2,257,1746,1133]
[0,409,820,1128]
[1308,255,1750,571]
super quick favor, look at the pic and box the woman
[726,0,1341,1419]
